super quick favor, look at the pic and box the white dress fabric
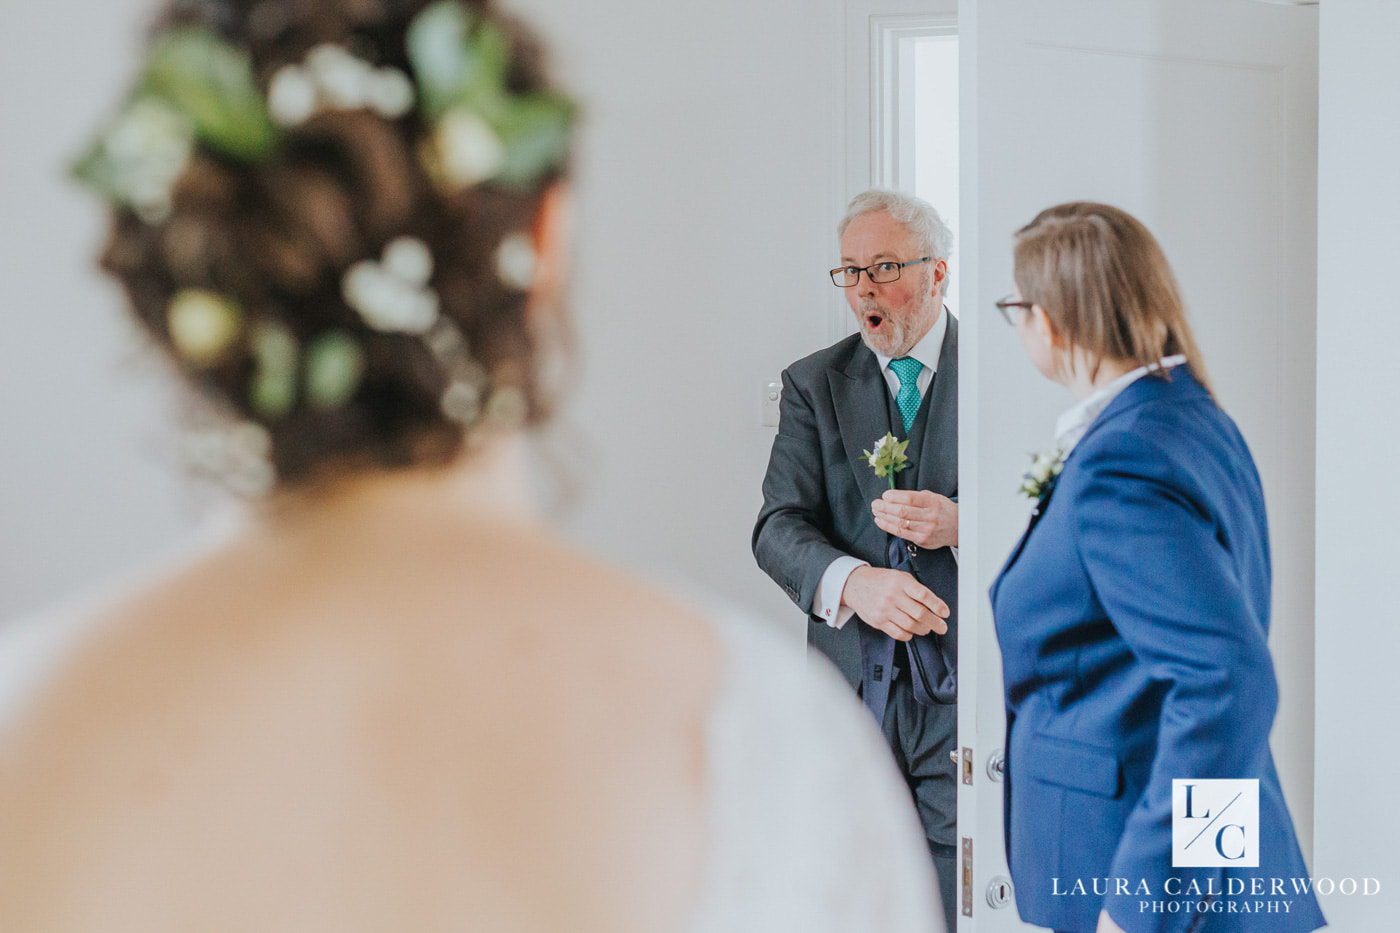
[690,610,944,932]
[0,537,943,932]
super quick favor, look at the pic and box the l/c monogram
[1181,784,1247,860]
[1171,779,1260,868]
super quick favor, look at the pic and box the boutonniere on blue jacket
[1019,447,1064,500]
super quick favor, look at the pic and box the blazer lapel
[916,312,958,494]
[994,480,1058,591]
[828,345,890,512]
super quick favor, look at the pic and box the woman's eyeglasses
[994,295,1033,325]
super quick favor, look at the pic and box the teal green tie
[888,357,924,433]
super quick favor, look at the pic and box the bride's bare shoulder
[1,515,724,752]
[0,514,727,820]
[0,517,726,927]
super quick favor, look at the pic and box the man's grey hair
[838,188,954,262]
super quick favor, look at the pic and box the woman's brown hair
[1013,202,1212,394]
[94,0,573,489]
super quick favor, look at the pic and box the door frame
[836,0,958,343]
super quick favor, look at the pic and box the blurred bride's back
[0,440,722,931]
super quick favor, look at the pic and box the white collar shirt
[1053,354,1188,456]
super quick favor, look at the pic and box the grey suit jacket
[753,316,959,704]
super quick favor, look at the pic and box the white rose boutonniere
[864,432,912,490]
[1019,448,1065,499]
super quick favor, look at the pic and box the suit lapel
[916,312,958,493]
[993,481,1057,597]
[828,345,890,512]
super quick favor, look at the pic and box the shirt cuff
[812,556,869,629]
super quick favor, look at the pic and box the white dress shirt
[812,310,950,629]
[1052,354,1188,456]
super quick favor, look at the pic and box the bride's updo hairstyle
[77,0,576,493]
[1012,202,1212,394]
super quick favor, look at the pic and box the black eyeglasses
[829,256,932,288]
[994,295,1033,325]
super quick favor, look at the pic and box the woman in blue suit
[989,203,1324,933]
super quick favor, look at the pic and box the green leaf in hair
[407,1,574,192]
[494,92,576,190]
[71,98,194,221]
[406,0,478,120]
[305,331,367,410]
[140,29,279,161]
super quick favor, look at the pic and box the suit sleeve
[1073,434,1279,933]
[752,368,852,615]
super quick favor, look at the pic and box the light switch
[762,381,782,427]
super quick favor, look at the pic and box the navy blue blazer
[990,368,1324,933]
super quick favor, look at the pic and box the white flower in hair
[268,44,416,127]
[101,99,194,222]
[343,237,441,334]
[427,109,506,189]
[367,69,415,120]
[268,66,318,127]
[441,380,482,425]
[495,232,537,291]
[383,237,434,284]
[168,288,242,366]
[306,45,365,108]
[424,315,489,427]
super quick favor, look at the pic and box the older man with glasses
[754,188,961,928]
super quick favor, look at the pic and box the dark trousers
[881,653,958,931]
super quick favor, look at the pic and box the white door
[957,1,1318,928]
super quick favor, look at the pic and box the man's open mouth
[866,313,884,328]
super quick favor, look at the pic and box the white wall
[0,1,845,632]
[504,0,842,629]
[1313,0,1400,920]
[0,0,202,621]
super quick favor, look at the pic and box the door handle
[987,748,1004,782]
